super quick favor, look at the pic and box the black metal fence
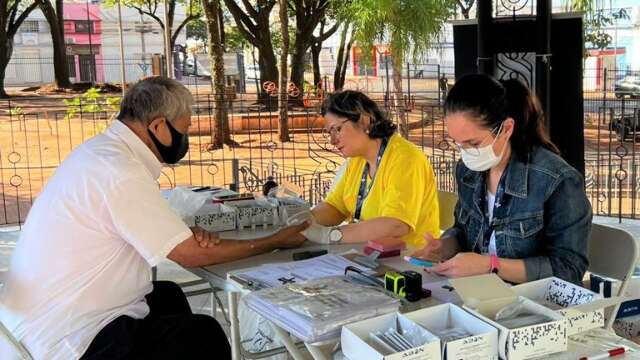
[2,67,640,226]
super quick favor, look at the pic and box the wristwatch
[490,254,500,274]
[328,226,343,244]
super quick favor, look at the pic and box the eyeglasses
[448,123,503,156]
[324,119,349,139]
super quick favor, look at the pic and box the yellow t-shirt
[325,133,440,248]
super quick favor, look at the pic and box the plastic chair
[437,190,458,232]
[587,223,640,329]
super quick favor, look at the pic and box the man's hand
[273,221,310,249]
[191,226,221,248]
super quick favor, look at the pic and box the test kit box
[404,303,499,360]
[450,274,567,360]
[342,312,441,360]
[186,203,237,232]
[512,277,618,335]
[233,204,279,227]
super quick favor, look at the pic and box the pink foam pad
[366,239,406,252]
[363,246,401,258]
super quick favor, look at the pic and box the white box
[404,303,499,360]
[512,277,619,335]
[342,312,441,360]
[235,206,278,227]
[450,274,567,360]
[186,203,237,232]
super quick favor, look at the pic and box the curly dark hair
[321,90,396,138]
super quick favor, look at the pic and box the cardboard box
[450,274,567,360]
[342,312,441,360]
[187,203,237,232]
[404,303,499,360]
[512,277,618,335]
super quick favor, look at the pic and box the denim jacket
[444,146,592,284]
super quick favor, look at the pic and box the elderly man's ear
[147,117,172,146]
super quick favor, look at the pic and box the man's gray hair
[117,77,193,124]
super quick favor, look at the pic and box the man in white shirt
[0,77,308,360]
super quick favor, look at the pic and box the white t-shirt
[0,121,192,360]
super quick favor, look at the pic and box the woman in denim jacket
[414,73,591,284]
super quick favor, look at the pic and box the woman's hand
[410,233,442,261]
[426,252,491,278]
[411,233,460,262]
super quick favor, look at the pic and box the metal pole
[139,12,148,76]
[536,0,552,130]
[86,0,94,83]
[117,0,126,95]
[477,0,493,74]
[163,0,172,78]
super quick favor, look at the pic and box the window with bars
[20,21,39,33]
[67,55,76,77]
[74,20,94,34]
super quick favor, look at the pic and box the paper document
[232,254,371,289]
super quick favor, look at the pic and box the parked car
[615,76,640,99]
[610,109,640,142]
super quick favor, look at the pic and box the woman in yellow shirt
[305,90,439,248]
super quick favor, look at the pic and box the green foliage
[187,18,208,42]
[564,0,630,50]
[342,0,455,65]
[7,107,24,117]
[64,88,121,122]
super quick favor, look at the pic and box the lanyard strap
[482,172,507,251]
[354,137,389,221]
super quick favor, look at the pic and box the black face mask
[148,120,189,164]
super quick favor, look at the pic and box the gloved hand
[285,210,331,244]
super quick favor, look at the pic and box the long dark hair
[444,73,559,160]
[321,90,396,138]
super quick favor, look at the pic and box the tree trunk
[278,0,290,142]
[0,56,11,98]
[0,34,13,98]
[258,45,279,109]
[202,0,235,148]
[311,42,322,89]
[333,24,353,91]
[38,0,71,88]
[391,53,408,138]
[289,38,307,106]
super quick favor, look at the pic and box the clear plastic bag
[167,186,211,218]
[243,276,400,343]
[495,299,554,329]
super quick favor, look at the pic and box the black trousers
[81,281,230,359]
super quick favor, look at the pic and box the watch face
[329,228,342,242]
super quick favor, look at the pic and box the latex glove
[285,210,331,244]
[300,222,332,244]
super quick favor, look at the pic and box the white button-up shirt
[0,120,192,359]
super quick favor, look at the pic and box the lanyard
[354,137,389,221]
[482,172,507,252]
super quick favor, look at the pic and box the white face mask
[458,123,507,172]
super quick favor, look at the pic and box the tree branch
[172,13,197,45]
[315,21,339,43]
[9,1,39,37]
[240,0,257,19]
[223,0,257,35]
[135,3,164,30]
